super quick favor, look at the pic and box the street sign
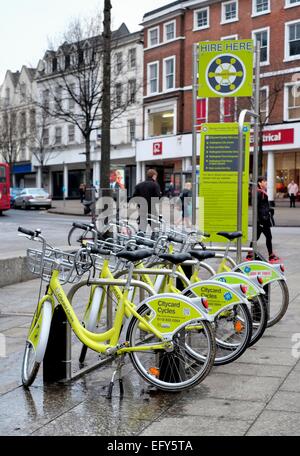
[199,123,250,243]
[198,40,254,98]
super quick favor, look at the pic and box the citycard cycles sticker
[147,297,203,334]
[188,284,242,315]
[198,40,254,98]
[238,262,281,285]
[215,274,258,299]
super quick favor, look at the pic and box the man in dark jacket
[132,169,161,231]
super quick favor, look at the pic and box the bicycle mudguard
[138,294,207,335]
[212,272,264,299]
[233,261,285,286]
[182,280,250,317]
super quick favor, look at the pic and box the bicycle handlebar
[18,226,36,237]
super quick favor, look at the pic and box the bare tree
[0,109,21,175]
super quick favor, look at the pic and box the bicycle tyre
[265,279,289,327]
[21,301,52,387]
[213,303,252,366]
[248,295,268,347]
[126,304,216,392]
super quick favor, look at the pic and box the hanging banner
[198,40,254,98]
[199,123,250,243]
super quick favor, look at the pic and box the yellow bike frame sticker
[147,296,203,334]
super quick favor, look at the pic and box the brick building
[137,0,300,201]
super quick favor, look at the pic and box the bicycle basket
[26,247,88,283]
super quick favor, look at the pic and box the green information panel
[199,123,250,243]
[198,40,254,98]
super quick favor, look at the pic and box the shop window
[148,109,174,137]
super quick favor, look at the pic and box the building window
[115,52,123,73]
[55,126,62,145]
[285,84,300,120]
[115,83,122,108]
[20,112,27,136]
[260,86,269,123]
[52,57,58,72]
[221,1,238,23]
[163,57,175,91]
[221,34,238,40]
[148,107,175,137]
[252,0,270,15]
[252,28,270,64]
[148,27,159,47]
[20,83,26,101]
[285,0,300,7]
[128,79,136,104]
[65,54,70,69]
[55,86,62,111]
[43,128,49,146]
[196,99,207,124]
[194,7,209,30]
[220,98,236,122]
[68,84,76,111]
[4,88,10,106]
[68,125,75,143]
[128,119,136,142]
[147,62,159,95]
[128,48,136,69]
[285,21,300,60]
[164,21,175,41]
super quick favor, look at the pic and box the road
[0,209,90,258]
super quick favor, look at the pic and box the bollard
[43,305,71,382]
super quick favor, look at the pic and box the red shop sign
[153,142,163,156]
[250,128,294,146]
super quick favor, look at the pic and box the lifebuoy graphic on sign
[206,54,245,96]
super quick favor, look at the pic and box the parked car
[10,187,22,207]
[14,188,52,210]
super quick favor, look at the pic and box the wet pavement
[0,229,300,436]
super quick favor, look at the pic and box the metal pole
[192,43,199,227]
[237,110,259,263]
[252,42,261,255]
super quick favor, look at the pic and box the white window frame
[193,7,210,31]
[55,126,62,145]
[164,20,176,42]
[260,85,269,122]
[284,82,300,121]
[221,1,238,24]
[252,0,270,17]
[144,100,177,139]
[252,27,270,66]
[148,26,159,48]
[128,119,136,143]
[285,20,300,62]
[221,34,238,40]
[147,61,159,96]
[68,125,75,143]
[128,48,136,69]
[285,0,300,9]
[163,56,176,92]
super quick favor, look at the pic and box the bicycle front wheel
[126,304,216,392]
[22,301,52,387]
[264,279,289,327]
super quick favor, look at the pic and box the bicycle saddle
[159,253,192,265]
[217,231,243,241]
[188,250,216,261]
[116,249,154,262]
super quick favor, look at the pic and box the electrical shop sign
[198,40,254,98]
[199,123,250,243]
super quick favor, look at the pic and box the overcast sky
[0,0,172,82]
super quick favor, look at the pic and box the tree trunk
[85,135,92,186]
[100,0,112,192]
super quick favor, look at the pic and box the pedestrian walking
[247,176,280,263]
[79,183,86,203]
[132,169,161,231]
[287,180,298,208]
[179,182,192,228]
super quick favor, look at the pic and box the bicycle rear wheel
[126,304,216,392]
[22,301,52,387]
[249,295,268,347]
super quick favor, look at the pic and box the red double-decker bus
[0,163,10,215]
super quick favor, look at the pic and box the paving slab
[266,391,300,413]
[246,410,300,436]
[140,416,253,437]
[279,370,300,393]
